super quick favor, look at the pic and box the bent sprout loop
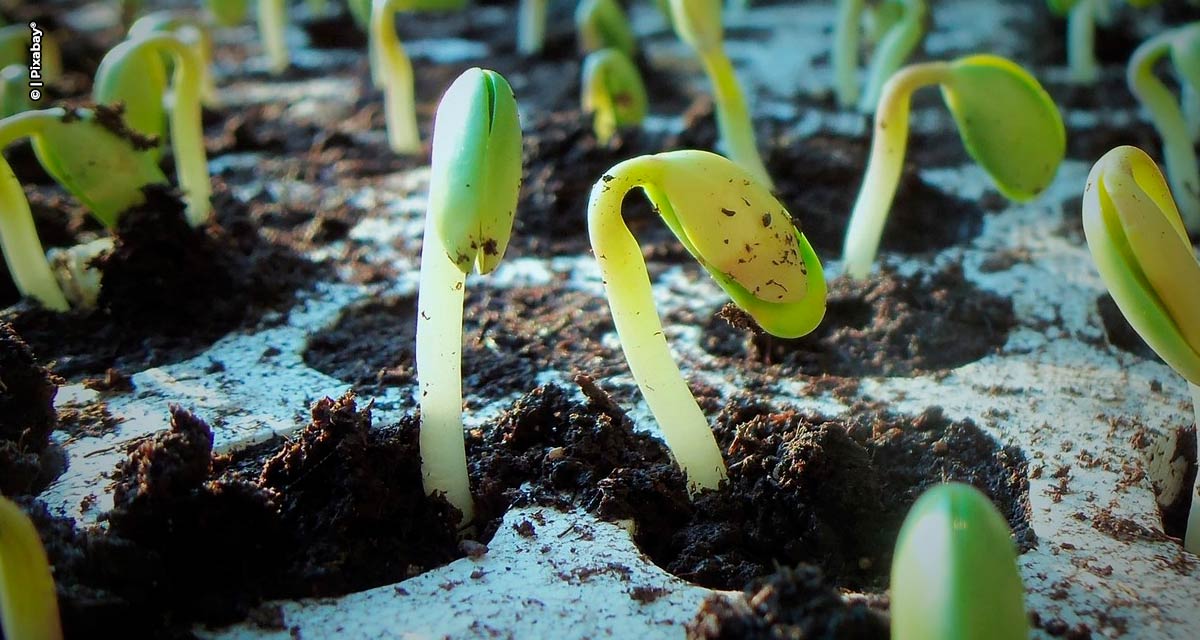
[842,54,1064,279]
[588,150,826,492]
[416,68,522,527]
[581,48,647,145]
[129,11,220,106]
[94,32,212,225]
[1127,22,1200,233]
[1082,146,1200,552]
[890,483,1027,640]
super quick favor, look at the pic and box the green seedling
[0,65,32,118]
[416,68,522,526]
[1128,22,1200,234]
[833,0,927,112]
[0,24,61,85]
[369,0,467,154]
[1049,0,1160,84]
[669,0,772,188]
[202,0,288,73]
[588,150,826,491]
[129,11,219,106]
[518,0,548,55]
[94,31,211,225]
[842,54,1064,279]
[575,0,636,57]
[1082,146,1200,554]
[0,496,62,640]
[0,107,167,310]
[581,49,647,145]
[891,483,1027,640]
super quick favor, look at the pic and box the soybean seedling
[1049,0,1160,84]
[203,0,288,73]
[1082,146,1200,553]
[891,483,1027,640]
[518,0,549,55]
[581,49,647,145]
[576,0,637,57]
[0,496,62,640]
[588,150,826,491]
[94,31,211,225]
[1128,22,1200,234]
[416,68,521,526]
[668,0,772,188]
[369,0,466,154]
[0,24,62,84]
[0,108,167,310]
[842,54,1064,279]
[129,11,219,106]
[833,0,927,112]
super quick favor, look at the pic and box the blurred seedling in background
[203,0,289,73]
[575,0,636,56]
[833,0,927,112]
[581,48,647,145]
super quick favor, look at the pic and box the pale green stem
[0,109,69,310]
[1129,34,1200,234]
[842,61,949,279]
[258,0,289,74]
[137,35,211,225]
[698,49,773,189]
[588,78,617,145]
[372,0,420,154]
[0,497,62,640]
[1186,382,1200,554]
[858,0,925,113]
[517,0,548,55]
[1067,0,1098,84]
[588,160,727,492]
[832,0,863,109]
[415,215,474,526]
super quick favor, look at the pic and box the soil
[0,322,63,497]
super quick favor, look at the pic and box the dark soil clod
[0,323,63,496]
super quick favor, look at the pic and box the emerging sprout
[201,0,287,73]
[842,54,1064,279]
[833,0,927,112]
[0,24,62,83]
[369,0,467,154]
[416,68,522,526]
[1082,146,1200,553]
[129,10,219,106]
[0,108,167,310]
[94,31,211,225]
[588,150,826,491]
[891,483,1027,640]
[518,0,549,55]
[0,496,63,640]
[1127,22,1200,234]
[575,0,637,57]
[668,0,773,188]
[581,49,647,145]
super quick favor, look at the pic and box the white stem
[1067,0,1099,84]
[258,0,289,74]
[832,0,863,108]
[1185,382,1200,554]
[415,217,474,526]
[517,0,548,55]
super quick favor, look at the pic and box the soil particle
[0,323,62,496]
[686,565,889,640]
[259,392,464,597]
[5,185,321,379]
[700,262,1015,377]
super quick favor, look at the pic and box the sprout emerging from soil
[94,31,212,225]
[369,0,466,154]
[0,24,62,83]
[1127,22,1200,233]
[891,483,1027,640]
[668,0,773,188]
[575,0,637,57]
[0,496,62,640]
[841,54,1064,279]
[202,0,288,72]
[417,68,521,526]
[129,11,219,106]
[1082,146,1200,554]
[518,0,549,55]
[581,49,647,145]
[833,0,927,112]
[588,150,826,491]
[0,107,167,310]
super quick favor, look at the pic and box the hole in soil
[302,285,623,402]
[1147,426,1198,542]
[698,262,1015,377]
[593,399,1034,592]
[1096,293,1162,363]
